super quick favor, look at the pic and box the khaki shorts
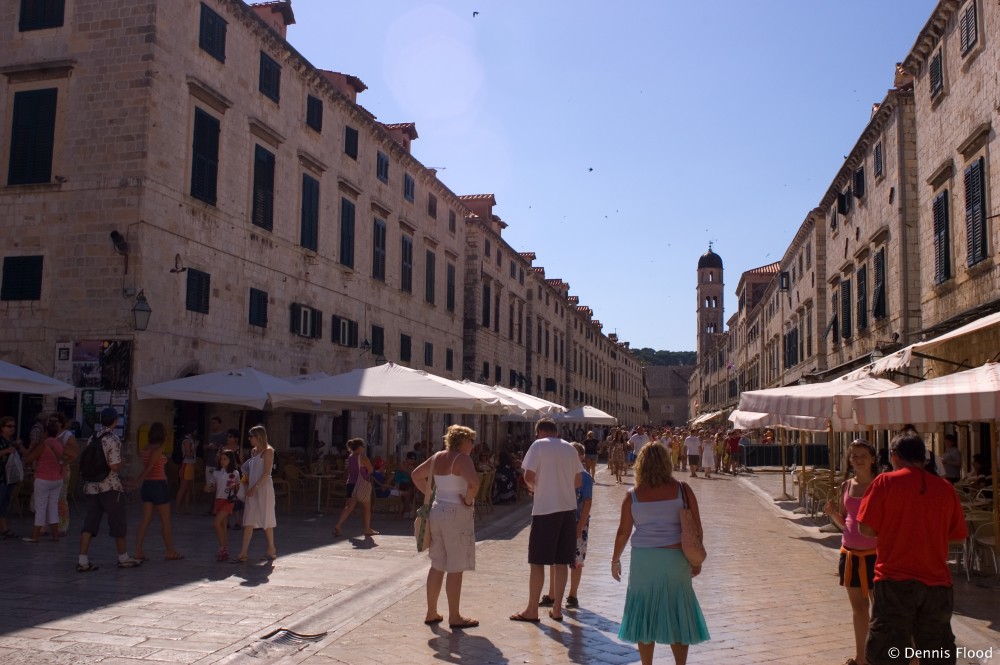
[428,502,475,573]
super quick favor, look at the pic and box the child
[539,442,594,610]
[205,450,241,562]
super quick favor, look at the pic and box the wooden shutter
[300,174,319,251]
[856,265,868,331]
[348,320,359,347]
[873,142,883,177]
[191,108,219,204]
[872,249,886,319]
[964,158,986,265]
[933,190,951,283]
[960,2,978,53]
[425,250,435,304]
[344,126,359,159]
[248,288,267,327]
[290,303,302,334]
[311,308,323,339]
[853,166,865,199]
[339,198,355,268]
[372,218,386,281]
[0,255,43,301]
[331,315,343,344]
[186,269,210,314]
[7,88,57,185]
[199,4,226,61]
[929,51,943,96]
[19,0,64,31]
[252,146,275,230]
[259,52,280,102]
[306,95,323,132]
[840,279,852,339]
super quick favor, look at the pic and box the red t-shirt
[857,467,967,587]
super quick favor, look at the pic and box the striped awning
[853,362,1000,426]
[728,409,830,432]
[738,377,898,430]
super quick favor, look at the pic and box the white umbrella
[728,409,829,431]
[737,377,899,430]
[0,360,75,398]
[136,367,293,410]
[486,385,566,419]
[554,405,617,425]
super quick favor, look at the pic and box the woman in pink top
[132,423,183,561]
[824,439,879,665]
[23,418,66,542]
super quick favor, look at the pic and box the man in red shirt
[857,433,967,665]
[724,430,742,475]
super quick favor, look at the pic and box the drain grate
[259,629,328,645]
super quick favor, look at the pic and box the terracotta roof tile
[459,194,497,204]
[382,122,418,140]
[519,252,536,261]
[746,261,781,275]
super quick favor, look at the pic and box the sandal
[76,563,99,573]
[21,537,39,543]
[548,610,564,622]
[538,595,554,607]
[117,559,141,569]
[216,548,229,562]
[165,553,185,561]
[423,615,444,625]
[260,553,277,562]
[509,612,540,623]
[362,530,379,537]
[565,596,579,608]
[230,556,248,564]
[449,618,479,629]
[132,555,148,562]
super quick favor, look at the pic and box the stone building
[646,365,694,427]
[0,0,644,451]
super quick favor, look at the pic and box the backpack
[79,432,111,483]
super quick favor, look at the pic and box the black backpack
[79,432,111,483]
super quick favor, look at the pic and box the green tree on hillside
[632,348,696,367]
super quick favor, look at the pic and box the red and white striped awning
[853,362,1000,426]
[737,377,898,430]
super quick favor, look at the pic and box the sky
[287,0,937,353]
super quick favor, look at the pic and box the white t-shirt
[522,437,583,516]
[628,433,651,452]
[684,435,702,455]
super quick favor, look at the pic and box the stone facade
[646,364,694,427]
[0,0,644,449]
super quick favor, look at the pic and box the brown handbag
[414,456,437,552]
[679,481,707,566]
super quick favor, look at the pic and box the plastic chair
[970,522,997,576]
[282,465,307,508]
[474,471,495,520]
[272,478,292,512]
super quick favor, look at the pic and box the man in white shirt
[511,419,583,624]
[684,429,703,478]
[628,426,651,457]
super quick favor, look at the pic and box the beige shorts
[428,501,475,573]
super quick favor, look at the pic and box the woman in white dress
[233,425,276,563]
[699,435,715,479]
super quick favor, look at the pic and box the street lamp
[132,290,152,331]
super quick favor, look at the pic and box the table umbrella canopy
[691,409,729,426]
[737,377,899,430]
[728,409,829,432]
[487,385,565,418]
[268,362,518,414]
[553,405,617,425]
[136,367,294,410]
[853,362,1000,426]
[0,360,75,398]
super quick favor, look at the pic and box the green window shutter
[252,146,275,230]
[964,158,986,266]
[8,88,57,185]
[300,174,319,251]
[933,190,951,283]
[339,198,356,268]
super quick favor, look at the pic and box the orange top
[141,446,168,481]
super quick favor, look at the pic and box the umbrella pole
[777,428,793,501]
[425,409,431,457]
[992,421,999,558]
[386,404,392,459]
[800,431,807,503]
[828,424,835,486]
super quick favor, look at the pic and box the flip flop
[509,613,540,623]
[548,611,564,622]
[363,530,379,537]
[165,553,185,561]
[449,618,479,629]
[230,556,248,564]
[423,615,444,625]
[76,563,99,573]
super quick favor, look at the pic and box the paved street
[0,467,996,664]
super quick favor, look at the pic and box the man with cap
[76,406,142,572]
[857,431,967,665]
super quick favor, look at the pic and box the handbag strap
[679,480,690,509]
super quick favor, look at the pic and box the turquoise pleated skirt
[618,547,710,645]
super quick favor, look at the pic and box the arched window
[708,272,714,283]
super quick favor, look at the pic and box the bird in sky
[588,167,593,172]
[473,11,479,17]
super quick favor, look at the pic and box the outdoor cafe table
[304,473,341,514]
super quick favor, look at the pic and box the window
[18,0,64,31]
[448,210,456,233]
[495,365,502,384]
[300,174,319,251]
[960,1,978,54]
[290,303,322,338]
[483,363,490,381]
[339,198,355,268]
[446,263,455,312]
[400,334,412,362]
[198,3,226,62]
[252,145,275,231]
[856,265,868,332]
[929,50,943,98]
[519,268,524,285]
[829,292,840,345]
[837,189,852,215]
[376,151,389,183]
[933,190,952,283]
[400,235,413,293]
[186,269,211,314]
[1,255,43,301]
[484,239,491,258]
[371,325,384,356]
[248,288,268,327]
[964,157,987,266]
[853,166,865,199]
[425,250,436,304]
[482,284,491,327]
[372,218,386,281]
[445,348,454,372]
[344,126,359,159]
[427,193,437,219]
[873,141,884,178]
[306,95,323,132]
[404,173,415,202]
[259,52,280,102]
[424,342,433,367]
[872,248,887,320]
[510,261,516,278]
[7,88,57,186]
[331,316,359,346]
[190,108,219,204]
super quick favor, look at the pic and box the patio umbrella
[136,367,294,410]
[0,360,75,398]
[554,405,617,425]
[489,385,566,416]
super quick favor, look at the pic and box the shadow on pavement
[427,628,508,664]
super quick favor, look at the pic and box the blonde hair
[443,425,476,450]
[634,442,674,488]
[249,425,270,448]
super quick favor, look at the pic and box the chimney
[320,70,368,104]
[249,1,295,39]
[382,123,419,153]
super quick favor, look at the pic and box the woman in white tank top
[411,425,481,629]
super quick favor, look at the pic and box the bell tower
[696,243,724,358]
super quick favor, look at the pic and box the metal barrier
[742,444,830,469]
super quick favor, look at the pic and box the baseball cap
[101,406,119,420]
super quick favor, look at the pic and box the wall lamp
[110,230,129,254]
[132,290,152,331]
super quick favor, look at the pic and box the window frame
[248,287,268,327]
[305,95,323,132]
[1,255,43,301]
[198,3,227,62]
[425,249,436,304]
[344,126,359,160]
[929,49,944,99]
[190,107,220,205]
[258,51,281,103]
[933,190,952,284]
[400,235,413,293]
[400,334,412,363]
[403,173,415,202]
[376,151,389,183]
[186,268,211,314]
[446,263,456,312]
[372,217,387,281]
[251,144,275,231]
[959,0,979,55]
[7,88,58,186]
[964,157,987,267]
[299,173,319,251]
[339,197,356,268]
[18,0,65,32]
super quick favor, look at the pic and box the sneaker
[565,596,579,609]
[538,595,555,607]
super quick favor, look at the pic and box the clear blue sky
[289,0,936,353]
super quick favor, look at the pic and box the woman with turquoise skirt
[611,443,709,665]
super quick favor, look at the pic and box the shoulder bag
[679,481,707,566]
[352,460,373,503]
[5,449,24,485]
[414,453,438,552]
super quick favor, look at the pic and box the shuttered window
[400,235,413,293]
[371,325,384,356]
[482,284,491,327]
[376,151,389,183]
[404,174,415,202]
[830,293,840,345]
[933,190,951,283]
[339,198,355,268]
[856,265,868,331]
[449,210,456,233]
[853,166,865,199]
[259,52,280,102]
[252,145,275,230]
[964,157,987,266]
[248,288,268,327]
[198,3,226,62]
[425,250,436,304]
[344,126,358,159]
[427,193,437,219]
[306,95,323,132]
[7,88,57,185]
[424,342,434,368]
[446,263,456,312]
[446,348,454,372]
[959,1,978,54]
[929,50,943,97]
[186,269,211,314]
[400,334,412,362]
[19,0,64,31]
[372,218,386,281]
[331,316,359,346]
[1,255,43,301]
[300,174,319,251]
[872,248,887,320]
[873,141,883,178]
[190,108,219,205]
[840,279,852,339]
